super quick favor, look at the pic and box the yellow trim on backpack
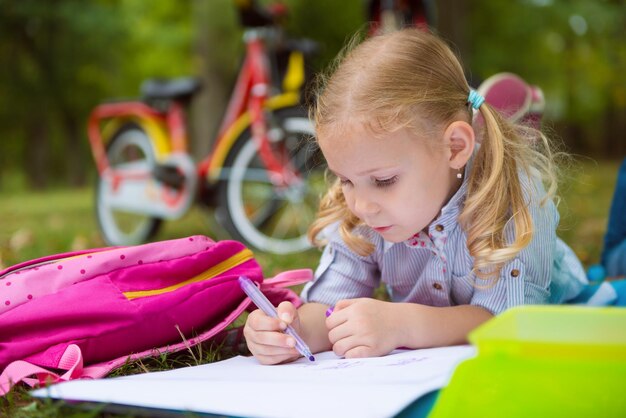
[123,248,255,300]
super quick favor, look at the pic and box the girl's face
[318,124,458,242]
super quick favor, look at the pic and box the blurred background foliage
[0,0,624,191]
[0,0,624,270]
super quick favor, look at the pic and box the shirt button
[433,282,443,290]
[435,224,444,232]
[510,269,520,277]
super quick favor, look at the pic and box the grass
[555,158,619,266]
[0,189,322,274]
[0,157,621,417]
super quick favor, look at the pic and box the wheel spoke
[250,196,283,228]
[97,125,160,246]
[295,202,314,235]
[270,202,295,239]
[222,112,322,253]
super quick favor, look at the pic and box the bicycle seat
[284,38,320,57]
[140,77,202,102]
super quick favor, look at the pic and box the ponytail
[459,102,557,279]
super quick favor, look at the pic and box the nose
[351,192,380,218]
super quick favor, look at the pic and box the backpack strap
[263,269,313,287]
[0,344,85,396]
[261,269,312,309]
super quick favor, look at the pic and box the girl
[244,28,587,365]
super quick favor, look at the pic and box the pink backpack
[0,235,312,395]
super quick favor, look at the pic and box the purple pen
[238,276,315,362]
[325,307,334,317]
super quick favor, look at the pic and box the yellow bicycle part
[206,92,300,184]
[282,51,305,93]
[207,49,306,183]
[101,116,172,162]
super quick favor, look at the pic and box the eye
[375,176,398,188]
[339,178,352,187]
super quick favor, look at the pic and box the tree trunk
[190,0,231,160]
[24,119,50,189]
[604,102,626,158]
[62,112,86,187]
[436,0,471,82]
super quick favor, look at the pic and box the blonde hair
[308,29,559,280]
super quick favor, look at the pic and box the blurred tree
[0,0,127,188]
[0,0,192,189]
[467,0,626,156]
[0,0,622,191]
[190,0,240,159]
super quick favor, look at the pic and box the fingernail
[280,313,291,322]
[325,307,334,317]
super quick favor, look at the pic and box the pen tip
[308,356,315,362]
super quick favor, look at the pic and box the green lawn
[0,188,322,275]
[0,158,621,417]
[1,158,619,269]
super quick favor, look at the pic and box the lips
[372,226,391,233]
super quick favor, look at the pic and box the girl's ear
[443,121,475,169]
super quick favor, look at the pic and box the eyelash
[375,176,398,188]
[339,176,398,188]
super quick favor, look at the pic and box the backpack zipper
[123,248,255,300]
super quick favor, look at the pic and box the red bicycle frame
[87,28,297,190]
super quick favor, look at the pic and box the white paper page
[32,345,476,418]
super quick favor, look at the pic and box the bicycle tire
[95,122,162,246]
[216,107,325,254]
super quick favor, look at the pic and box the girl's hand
[243,301,303,365]
[325,298,402,358]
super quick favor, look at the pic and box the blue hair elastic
[467,89,485,110]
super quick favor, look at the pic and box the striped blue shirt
[302,169,587,315]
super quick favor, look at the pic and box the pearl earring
[456,169,463,179]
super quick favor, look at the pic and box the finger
[325,302,350,329]
[333,298,360,311]
[247,328,298,349]
[326,320,353,345]
[247,309,286,331]
[249,340,300,358]
[331,334,363,357]
[343,345,375,359]
[253,351,301,365]
[332,335,378,359]
[276,301,297,324]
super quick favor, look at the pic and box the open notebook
[31,345,475,418]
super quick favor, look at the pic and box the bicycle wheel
[216,107,325,254]
[96,122,162,246]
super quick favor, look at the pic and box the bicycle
[367,0,436,35]
[87,2,324,255]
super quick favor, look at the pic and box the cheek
[395,182,433,218]
[342,188,357,213]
